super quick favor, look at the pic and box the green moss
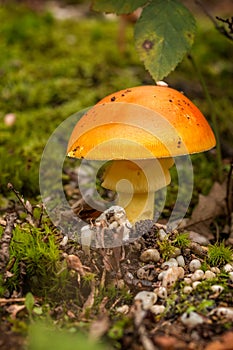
[0,5,142,197]
[173,232,190,249]
[157,238,176,260]
[208,242,233,267]
[1,221,78,300]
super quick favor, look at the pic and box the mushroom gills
[101,158,174,223]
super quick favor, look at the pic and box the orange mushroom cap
[67,85,216,160]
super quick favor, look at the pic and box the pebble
[188,231,210,245]
[210,285,224,294]
[210,307,233,320]
[140,249,160,263]
[180,311,204,328]
[189,259,201,272]
[223,264,233,273]
[192,281,202,289]
[162,266,184,288]
[203,270,216,280]
[156,286,167,299]
[158,229,167,241]
[116,305,129,314]
[161,258,178,268]
[176,255,185,267]
[137,265,154,281]
[191,269,204,281]
[134,291,157,310]
[210,267,220,274]
[183,286,193,294]
[171,247,181,258]
[150,305,166,315]
[158,271,167,281]
[229,271,233,282]
[184,277,192,285]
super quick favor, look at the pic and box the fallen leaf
[185,182,227,239]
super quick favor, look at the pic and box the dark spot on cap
[142,39,154,51]
[169,99,173,103]
[121,94,125,97]
[177,139,182,148]
[111,96,116,102]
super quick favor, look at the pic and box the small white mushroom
[223,263,233,273]
[161,258,178,268]
[189,259,201,272]
[134,291,157,310]
[203,270,216,280]
[183,286,193,294]
[191,269,204,282]
[210,285,224,294]
[150,305,166,315]
[176,255,185,267]
[140,249,160,263]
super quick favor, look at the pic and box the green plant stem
[188,54,223,182]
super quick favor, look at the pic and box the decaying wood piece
[0,212,17,275]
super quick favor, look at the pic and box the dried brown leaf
[186,182,227,238]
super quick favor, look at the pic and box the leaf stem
[188,54,223,181]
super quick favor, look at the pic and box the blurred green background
[0,0,232,206]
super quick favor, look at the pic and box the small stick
[195,0,233,41]
[7,183,33,217]
[0,297,26,304]
[226,163,233,228]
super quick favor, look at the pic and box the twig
[195,0,233,41]
[0,297,26,304]
[226,163,233,228]
[0,212,17,274]
[7,183,33,217]
[216,16,233,32]
[80,279,96,317]
[180,214,216,229]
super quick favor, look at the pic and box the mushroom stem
[101,158,174,223]
[117,191,155,222]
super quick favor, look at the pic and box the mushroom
[67,85,216,223]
